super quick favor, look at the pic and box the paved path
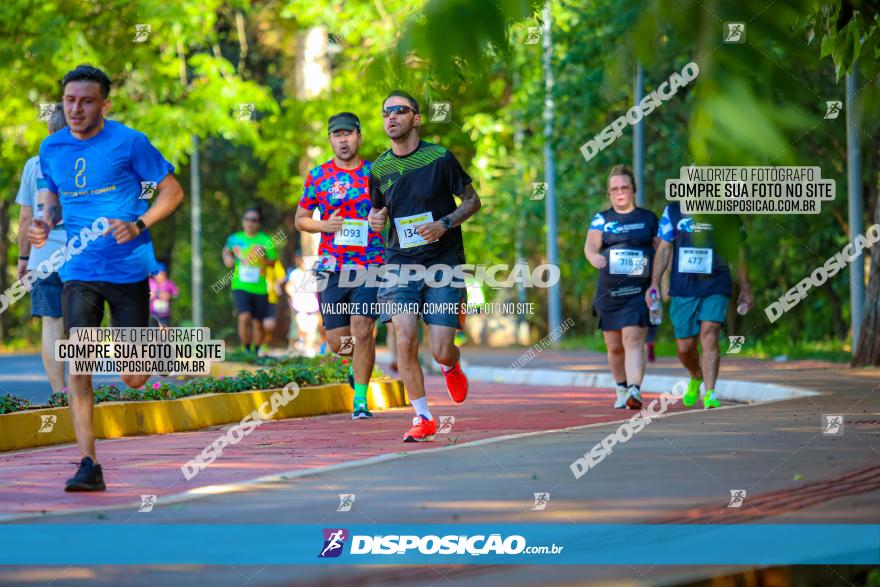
[0,376,696,518]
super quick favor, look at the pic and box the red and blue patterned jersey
[299,159,385,271]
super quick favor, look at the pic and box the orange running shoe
[403,415,436,442]
[442,362,469,403]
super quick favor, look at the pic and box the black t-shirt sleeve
[443,151,472,196]
[369,171,386,209]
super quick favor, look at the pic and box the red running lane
[0,377,691,518]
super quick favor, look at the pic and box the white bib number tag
[153,299,169,313]
[678,247,713,274]
[239,265,261,283]
[395,212,435,249]
[608,249,646,276]
[333,219,369,247]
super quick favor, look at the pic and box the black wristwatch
[439,216,453,231]
[134,218,148,233]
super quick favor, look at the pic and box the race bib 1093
[333,218,369,247]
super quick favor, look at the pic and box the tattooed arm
[443,184,481,228]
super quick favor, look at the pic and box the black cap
[328,112,360,133]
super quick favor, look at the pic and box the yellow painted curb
[0,373,407,453]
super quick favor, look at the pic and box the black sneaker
[64,457,106,492]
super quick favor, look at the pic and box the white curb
[466,366,819,403]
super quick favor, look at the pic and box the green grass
[0,339,40,353]
[557,332,851,364]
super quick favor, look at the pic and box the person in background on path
[584,165,659,410]
[647,202,754,409]
[283,253,322,357]
[149,263,178,327]
[16,102,68,394]
[222,207,277,355]
[646,325,657,362]
[261,258,286,355]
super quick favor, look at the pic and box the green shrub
[0,355,361,414]
[0,394,30,414]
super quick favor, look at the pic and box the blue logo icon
[604,221,622,234]
[318,528,348,558]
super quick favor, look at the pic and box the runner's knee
[700,326,720,348]
[431,343,456,366]
[396,329,419,358]
[350,318,373,341]
[121,374,149,388]
[621,331,644,349]
[325,332,343,353]
[676,339,697,355]
[606,341,624,355]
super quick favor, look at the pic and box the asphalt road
[0,353,172,404]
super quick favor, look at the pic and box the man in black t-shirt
[368,90,481,443]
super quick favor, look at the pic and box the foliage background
[0,0,877,360]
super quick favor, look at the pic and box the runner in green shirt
[222,207,277,354]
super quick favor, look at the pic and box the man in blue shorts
[28,64,184,491]
[368,90,481,442]
[647,203,753,409]
[16,103,68,393]
[296,112,384,420]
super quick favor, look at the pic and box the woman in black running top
[584,165,659,411]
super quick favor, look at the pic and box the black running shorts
[62,279,151,332]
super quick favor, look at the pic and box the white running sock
[411,396,432,420]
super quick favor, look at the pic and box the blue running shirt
[658,203,742,298]
[39,120,174,283]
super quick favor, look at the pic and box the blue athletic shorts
[378,275,466,330]
[317,271,379,331]
[30,272,63,318]
[669,295,729,339]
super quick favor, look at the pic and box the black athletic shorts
[232,289,270,320]
[62,279,150,332]
[318,270,379,331]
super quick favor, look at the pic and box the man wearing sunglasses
[368,90,481,442]
[296,112,385,420]
[222,207,278,355]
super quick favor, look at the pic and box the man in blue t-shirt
[647,203,753,410]
[27,64,184,492]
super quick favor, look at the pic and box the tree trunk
[0,196,10,340]
[852,174,880,367]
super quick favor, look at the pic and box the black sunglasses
[382,105,415,118]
